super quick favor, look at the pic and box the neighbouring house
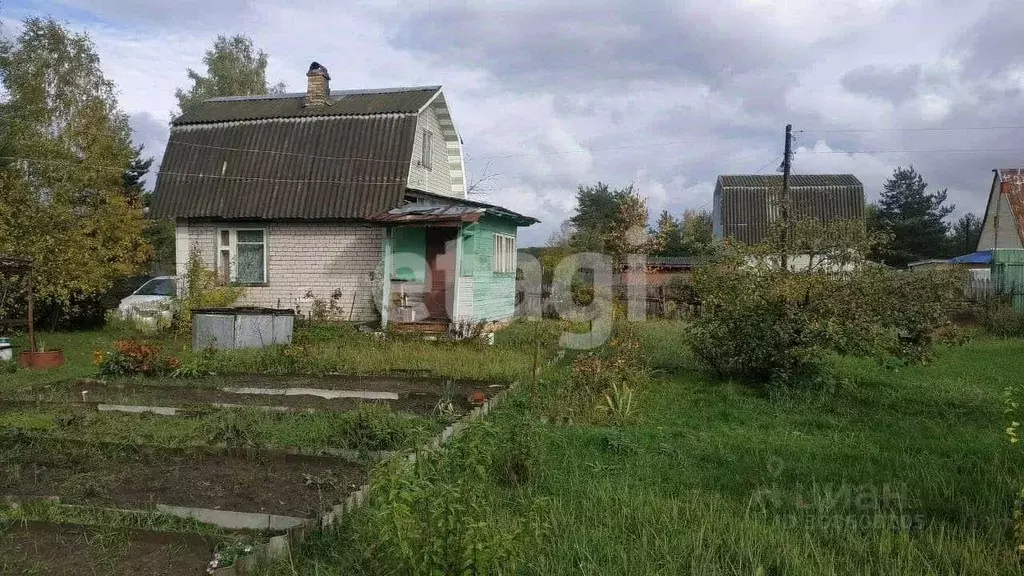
[151,62,537,329]
[641,256,697,285]
[712,174,866,270]
[978,168,1024,251]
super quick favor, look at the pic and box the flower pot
[18,350,66,370]
[468,390,487,407]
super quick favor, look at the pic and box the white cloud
[4,0,1021,245]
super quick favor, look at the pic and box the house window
[493,233,516,274]
[217,228,267,284]
[421,129,433,170]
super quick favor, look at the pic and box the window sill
[230,282,270,288]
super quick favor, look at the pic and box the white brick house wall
[180,220,385,321]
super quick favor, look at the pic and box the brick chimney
[305,61,331,107]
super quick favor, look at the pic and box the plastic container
[0,337,11,362]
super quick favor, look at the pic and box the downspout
[380,227,393,328]
[452,223,464,322]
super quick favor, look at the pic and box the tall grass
[259,329,1024,576]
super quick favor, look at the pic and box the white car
[118,276,177,322]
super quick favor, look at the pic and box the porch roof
[370,191,538,226]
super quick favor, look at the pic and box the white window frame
[492,233,516,274]
[216,227,268,284]
[421,128,433,170]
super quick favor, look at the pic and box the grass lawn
[3,330,119,390]
[2,320,549,392]
[262,324,1024,576]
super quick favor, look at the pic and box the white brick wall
[182,221,385,321]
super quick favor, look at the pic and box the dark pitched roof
[717,174,862,188]
[172,86,441,125]
[646,256,696,269]
[151,87,440,220]
[714,174,865,244]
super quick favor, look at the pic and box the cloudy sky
[3,0,1024,245]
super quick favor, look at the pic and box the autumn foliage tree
[0,18,150,324]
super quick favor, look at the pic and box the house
[151,62,537,329]
[977,168,1024,251]
[640,256,697,285]
[712,174,865,269]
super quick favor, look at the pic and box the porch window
[421,129,433,169]
[493,233,516,274]
[217,228,267,284]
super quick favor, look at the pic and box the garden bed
[0,435,366,517]
[0,519,218,576]
[16,375,508,416]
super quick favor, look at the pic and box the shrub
[94,339,179,376]
[174,247,245,340]
[662,274,700,318]
[689,249,965,387]
[979,297,1024,337]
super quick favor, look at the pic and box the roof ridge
[206,85,441,103]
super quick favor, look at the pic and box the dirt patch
[21,376,506,416]
[0,520,216,576]
[0,436,366,517]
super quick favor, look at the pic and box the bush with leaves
[689,218,964,387]
[662,274,700,318]
[94,339,180,376]
[978,297,1024,337]
[174,247,245,340]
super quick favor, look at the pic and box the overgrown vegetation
[689,219,965,386]
[262,410,548,576]
[259,323,1024,575]
[0,404,441,454]
[94,339,180,376]
[174,247,246,339]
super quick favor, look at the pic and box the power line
[750,154,782,174]
[797,126,1024,134]
[0,156,406,186]
[798,147,1024,155]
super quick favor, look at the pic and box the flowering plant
[94,339,180,376]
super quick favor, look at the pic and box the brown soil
[19,375,506,416]
[0,436,366,518]
[0,520,216,576]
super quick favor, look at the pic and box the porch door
[424,228,458,319]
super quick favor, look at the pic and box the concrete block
[156,504,307,531]
[266,534,290,557]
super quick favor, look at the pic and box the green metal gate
[992,250,1024,312]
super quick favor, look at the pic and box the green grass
[2,320,554,392]
[260,325,1024,576]
[0,405,443,453]
[2,330,120,391]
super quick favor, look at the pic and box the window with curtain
[216,228,267,284]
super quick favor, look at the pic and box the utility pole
[780,124,793,270]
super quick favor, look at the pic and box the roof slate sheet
[714,174,865,244]
[150,114,417,219]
